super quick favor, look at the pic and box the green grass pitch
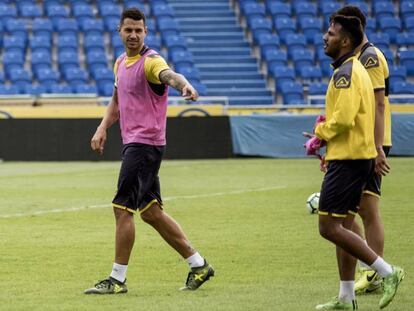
[0,158,413,311]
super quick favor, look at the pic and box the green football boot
[379,266,406,309]
[316,297,358,310]
[354,269,382,295]
[84,277,128,295]
[180,260,215,290]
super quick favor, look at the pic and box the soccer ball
[306,192,320,214]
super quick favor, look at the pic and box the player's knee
[140,204,162,224]
[318,222,337,241]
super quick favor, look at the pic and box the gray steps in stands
[193,55,257,64]
[200,72,265,80]
[204,80,267,88]
[171,0,274,105]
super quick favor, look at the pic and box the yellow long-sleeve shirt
[357,43,392,146]
[315,52,377,160]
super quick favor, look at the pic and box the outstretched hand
[181,84,199,101]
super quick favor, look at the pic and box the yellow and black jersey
[113,46,170,94]
[315,52,377,161]
[357,42,392,146]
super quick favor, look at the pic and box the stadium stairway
[168,0,274,105]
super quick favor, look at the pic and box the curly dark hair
[332,15,363,49]
[330,5,366,29]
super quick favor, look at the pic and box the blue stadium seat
[293,2,317,20]
[313,33,324,49]
[292,49,315,74]
[84,34,106,53]
[49,83,73,94]
[321,2,341,19]
[396,32,414,47]
[97,81,114,96]
[267,2,291,19]
[123,2,150,16]
[170,51,194,68]
[164,35,187,54]
[72,3,94,25]
[299,66,322,83]
[152,3,174,19]
[242,2,266,20]
[24,84,47,96]
[281,81,304,105]
[381,48,394,66]
[5,19,28,40]
[258,33,280,58]
[401,1,414,25]
[80,18,104,36]
[176,66,201,82]
[369,33,390,51]
[99,3,121,19]
[111,33,123,48]
[103,16,119,33]
[317,47,332,77]
[3,36,26,53]
[0,3,17,22]
[299,17,322,44]
[74,84,98,94]
[146,34,162,52]
[399,50,414,75]
[30,35,51,54]
[374,2,395,23]
[0,71,4,84]
[404,16,414,31]
[9,68,32,84]
[19,3,42,18]
[379,17,402,43]
[274,17,296,44]
[389,65,407,83]
[272,66,295,92]
[365,18,377,36]
[46,4,70,27]
[31,51,52,72]
[392,81,414,94]
[146,18,157,35]
[308,82,328,105]
[285,34,307,58]
[86,50,108,72]
[32,18,53,38]
[64,67,89,87]
[3,51,25,69]
[57,35,78,53]
[265,49,288,75]
[91,67,114,82]
[158,18,180,38]
[0,85,19,95]
[36,67,60,84]
[58,51,80,72]
[56,18,79,36]
[249,17,273,43]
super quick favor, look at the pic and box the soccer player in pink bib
[85,8,214,294]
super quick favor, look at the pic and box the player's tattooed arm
[159,69,199,101]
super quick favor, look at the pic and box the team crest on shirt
[364,56,378,68]
[335,76,350,89]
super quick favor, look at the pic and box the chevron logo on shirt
[364,57,378,68]
[335,76,350,89]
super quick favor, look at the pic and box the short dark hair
[332,15,363,49]
[331,5,366,29]
[120,7,146,25]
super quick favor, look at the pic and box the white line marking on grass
[0,185,286,219]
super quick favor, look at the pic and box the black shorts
[319,159,375,218]
[363,146,391,197]
[112,143,165,214]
